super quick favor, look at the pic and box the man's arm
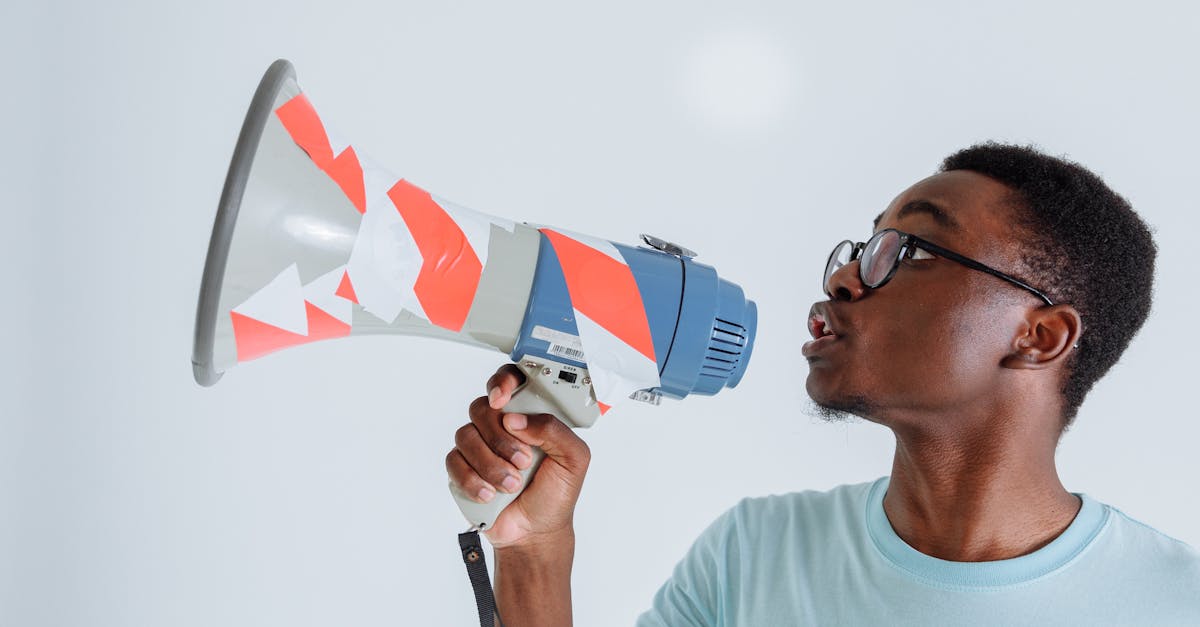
[447,365,591,626]
[493,530,575,627]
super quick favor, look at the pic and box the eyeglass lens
[824,230,907,296]
[824,241,853,294]
[861,230,901,287]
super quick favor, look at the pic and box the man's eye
[910,247,937,260]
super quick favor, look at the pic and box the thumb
[502,412,591,475]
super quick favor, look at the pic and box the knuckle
[487,433,517,457]
[453,424,475,448]
[456,429,510,474]
[445,450,468,480]
[447,453,485,490]
[468,396,491,417]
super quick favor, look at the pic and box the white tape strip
[343,162,429,323]
[533,225,627,264]
[302,265,354,325]
[232,263,308,336]
[573,309,661,408]
[433,194,515,269]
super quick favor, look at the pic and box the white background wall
[3,2,1197,625]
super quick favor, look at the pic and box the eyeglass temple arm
[909,238,1055,307]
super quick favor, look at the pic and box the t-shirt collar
[865,476,1109,589]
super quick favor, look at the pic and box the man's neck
[882,418,1081,562]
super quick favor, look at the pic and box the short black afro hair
[941,143,1156,429]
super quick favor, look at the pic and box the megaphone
[193,59,757,530]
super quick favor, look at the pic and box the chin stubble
[804,394,876,423]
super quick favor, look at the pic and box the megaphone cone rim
[192,59,297,387]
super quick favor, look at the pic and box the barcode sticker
[548,343,587,362]
[532,325,586,362]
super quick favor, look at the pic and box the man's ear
[1001,304,1083,370]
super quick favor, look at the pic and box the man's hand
[446,364,592,550]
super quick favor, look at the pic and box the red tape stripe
[232,302,352,363]
[540,229,656,363]
[388,180,483,332]
[275,94,367,214]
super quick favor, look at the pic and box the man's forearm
[492,531,575,627]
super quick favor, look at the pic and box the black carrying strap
[459,529,504,627]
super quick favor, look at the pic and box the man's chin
[804,369,880,422]
[804,394,877,423]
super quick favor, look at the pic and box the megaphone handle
[450,357,599,530]
[450,441,547,532]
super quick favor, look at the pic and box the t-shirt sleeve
[635,504,741,627]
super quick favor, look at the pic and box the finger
[468,396,534,470]
[454,423,524,494]
[445,449,497,504]
[486,364,527,409]
[502,412,591,476]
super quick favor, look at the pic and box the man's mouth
[808,313,837,340]
[803,304,841,357]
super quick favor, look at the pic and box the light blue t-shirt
[638,477,1200,626]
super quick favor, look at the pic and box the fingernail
[505,413,527,431]
[501,475,521,493]
[488,387,501,409]
[511,451,531,468]
[477,486,495,502]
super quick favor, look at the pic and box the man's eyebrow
[890,200,961,231]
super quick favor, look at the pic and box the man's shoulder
[1083,502,1200,616]
[1098,502,1200,572]
[723,478,882,536]
[679,479,882,584]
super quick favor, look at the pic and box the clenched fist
[446,364,592,549]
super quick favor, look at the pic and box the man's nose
[826,260,868,302]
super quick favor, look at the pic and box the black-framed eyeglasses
[824,228,1055,307]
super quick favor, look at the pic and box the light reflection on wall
[676,27,797,135]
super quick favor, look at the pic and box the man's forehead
[871,171,1012,234]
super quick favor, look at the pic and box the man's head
[804,143,1156,433]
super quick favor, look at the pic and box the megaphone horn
[193,60,541,384]
[193,59,757,530]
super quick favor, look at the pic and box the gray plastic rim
[191,59,297,387]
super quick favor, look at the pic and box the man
[446,143,1200,625]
